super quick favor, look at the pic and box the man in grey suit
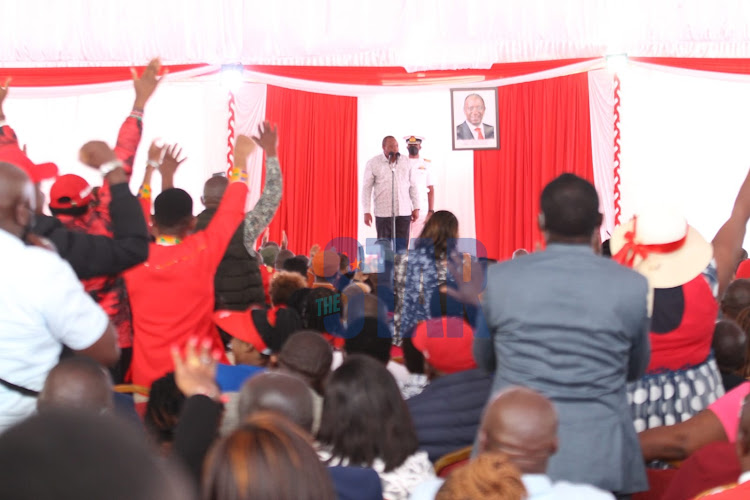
[456,94,494,140]
[472,174,651,497]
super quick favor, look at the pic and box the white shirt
[0,229,108,432]
[362,153,420,217]
[409,473,614,500]
[407,157,433,210]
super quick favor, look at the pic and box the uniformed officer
[404,135,434,240]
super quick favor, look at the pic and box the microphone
[388,151,400,164]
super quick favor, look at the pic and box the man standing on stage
[404,135,434,240]
[362,135,419,252]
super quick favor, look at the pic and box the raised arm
[242,124,283,252]
[713,168,750,297]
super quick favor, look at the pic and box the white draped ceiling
[2,0,750,70]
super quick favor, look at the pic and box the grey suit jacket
[474,244,650,494]
[456,121,494,140]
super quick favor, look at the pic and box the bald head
[202,176,229,209]
[722,279,750,321]
[0,162,34,238]
[479,386,558,474]
[237,372,314,433]
[38,357,114,415]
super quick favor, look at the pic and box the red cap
[49,174,93,210]
[0,142,57,184]
[214,305,302,354]
[412,317,477,374]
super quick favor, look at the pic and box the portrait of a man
[451,88,499,150]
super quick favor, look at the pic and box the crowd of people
[4,57,750,500]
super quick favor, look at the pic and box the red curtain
[263,86,358,256]
[474,73,594,261]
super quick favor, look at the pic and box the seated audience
[277,331,333,432]
[144,372,186,456]
[344,316,410,384]
[411,386,613,499]
[269,270,307,307]
[202,412,336,500]
[0,162,119,432]
[169,343,382,500]
[721,279,750,321]
[282,254,309,279]
[275,248,295,270]
[712,319,747,391]
[37,356,114,415]
[407,313,492,463]
[312,249,342,290]
[317,355,435,500]
[214,301,303,373]
[0,410,193,500]
[434,452,526,500]
[125,125,281,389]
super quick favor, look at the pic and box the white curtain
[3,0,750,70]
[5,79,230,214]
[618,64,750,247]
[588,69,617,241]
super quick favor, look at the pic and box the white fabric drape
[587,70,617,241]
[617,64,750,247]
[4,0,750,70]
[6,80,229,214]
[231,83,268,209]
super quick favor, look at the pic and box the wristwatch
[100,159,123,177]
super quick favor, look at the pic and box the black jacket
[407,369,493,463]
[196,208,266,310]
[32,183,149,280]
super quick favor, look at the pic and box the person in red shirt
[125,123,281,389]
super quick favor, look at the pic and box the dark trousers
[375,216,411,253]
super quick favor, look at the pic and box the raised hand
[445,251,486,307]
[159,143,187,177]
[147,140,164,167]
[281,229,288,250]
[131,58,166,109]
[251,121,278,157]
[0,77,10,109]
[234,134,256,163]
[171,337,221,400]
[79,141,118,168]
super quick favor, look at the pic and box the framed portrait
[451,87,500,151]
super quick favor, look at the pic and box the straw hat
[610,210,712,289]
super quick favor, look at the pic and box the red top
[125,182,249,388]
[648,274,718,372]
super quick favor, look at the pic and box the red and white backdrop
[4,0,750,259]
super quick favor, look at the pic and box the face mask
[407,145,419,156]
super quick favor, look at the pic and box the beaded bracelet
[129,108,144,121]
[227,167,248,183]
[139,184,151,198]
